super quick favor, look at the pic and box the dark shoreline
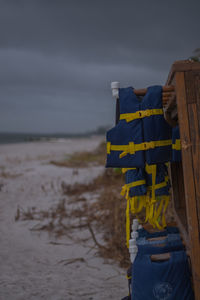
[0,131,106,145]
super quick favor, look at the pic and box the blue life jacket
[137,226,179,238]
[124,168,147,197]
[145,163,170,198]
[106,87,145,168]
[137,239,184,255]
[172,126,181,162]
[121,164,170,234]
[137,233,181,246]
[131,251,194,300]
[122,163,169,199]
[106,86,172,168]
[141,86,172,164]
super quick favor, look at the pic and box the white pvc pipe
[131,231,139,239]
[129,219,141,263]
[129,245,138,263]
[129,239,137,247]
[111,81,120,99]
[132,219,139,226]
[132,219,139,231]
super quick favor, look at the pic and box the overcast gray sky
[0,0,199,134]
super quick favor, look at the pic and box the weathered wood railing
[166,60,200,300]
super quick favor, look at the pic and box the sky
[0,0,199,134]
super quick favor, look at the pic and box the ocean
[0,128,107,145]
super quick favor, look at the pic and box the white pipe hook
[111,81,120,99]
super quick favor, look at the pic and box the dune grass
[16,141,174,268]
[50,141,106,168]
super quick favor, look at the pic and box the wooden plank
[170,163,182,209]
[173,211,190,249]
[188,103,200,232]
[170,107,178,120]
[185,72,197,104]
[186,71,200,231]
[195,73,200,141]
[175,71,200,299]
[166,61,200,84]
[170,162,188,233]
[133,85,174,96]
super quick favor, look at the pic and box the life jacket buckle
[143,141,155,150]
[148,141,155,149]
[143,142,147,149]
[129,142,135,154]
[145,110,151,117]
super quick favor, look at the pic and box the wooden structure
[165,60,200,300]
[113,61,200,298]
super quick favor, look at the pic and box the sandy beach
[0,136,127,300]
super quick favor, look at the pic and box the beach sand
[0,136,127,300]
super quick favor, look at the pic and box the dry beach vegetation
[16,141,130,267]
[15,140,174,269]
[0,137,130,299]
[0,137,175,299]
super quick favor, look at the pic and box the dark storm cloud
[0,0,199,133]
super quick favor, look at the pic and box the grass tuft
[50,141,106,168]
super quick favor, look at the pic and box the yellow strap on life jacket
[139,196,147,213]
[172,139,181,150]
[130,195,146,214]
[144,191,156,223]
[122,167,136,173]
[151,164,156,201]
[121,179,146,199]
[145,164,169,196]
[154,176,169,190]
[153,198,165,230]
[146,176,169,202]
[145,163,154,174]
[161,195,170,228]
[130,196,136,213]
[126,194,170,246]
[145,193,150,222]
[120,109,163,122]
[107,140,172,158]
[151,196,170,229]
[144,164,170,228]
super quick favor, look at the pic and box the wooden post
[166,61,200,299]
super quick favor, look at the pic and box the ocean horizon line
[0,127,109,145]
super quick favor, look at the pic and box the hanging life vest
[121,164,170,198]
[121,168,147,199]
[125,193,170,248]
[131,251,194,300]
[136,233,181,246]
[145,163,170,199]
[122,164,171,246]
[137,238,184,255]
[172,125,181,162]
[106,87,145,168]
[121,165,170,217]
[144,163,170,230]
[137,226,179,238]
[106,86,172,168]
